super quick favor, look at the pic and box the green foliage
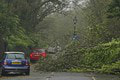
[107,0,120,18]
[0,1,32,52]
[7,0,67,32]
[1,0,120,75]
[7,27,32,51]
[35,55,57,72]
[99,61,120,74]
[78,0,120,46]
[83,40,120,68]
[36,40,120,74]
[0,2,19,38]
[36,41,86,72]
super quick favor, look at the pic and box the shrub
[99,61,120,74]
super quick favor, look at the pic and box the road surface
[0,65,120,80]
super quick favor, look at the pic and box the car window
[7,53,25,59]
[33,49,45,53]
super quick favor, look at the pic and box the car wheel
[25,71,30,75]
[1,69,6,76]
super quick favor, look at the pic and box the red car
[30,49,47,61]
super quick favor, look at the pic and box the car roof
[4,52,24,54]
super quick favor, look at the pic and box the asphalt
[0,65,120,80]
[0,72,93,80]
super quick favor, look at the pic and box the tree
[0,2,19,51]
[0,0,69,49]
[0,1,32,52]
[108,0,120,18]
[3,0,68,32]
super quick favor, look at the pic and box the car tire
[1,69,6,76]
[25,70,30,75]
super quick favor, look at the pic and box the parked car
[0,52,30,76]
[30,49,47,61]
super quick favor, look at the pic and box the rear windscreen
[7,53,25,59]
[33,49,45,53]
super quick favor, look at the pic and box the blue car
[0,52,30,76]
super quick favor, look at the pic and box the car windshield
[7,53,25,59]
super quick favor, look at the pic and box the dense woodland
[0,0,120,74]
[0,0,68,52]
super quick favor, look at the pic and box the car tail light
[26,61,29,66]
[30,53,33,58]
[4,60,7,65]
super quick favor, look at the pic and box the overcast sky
[63,0,88,11]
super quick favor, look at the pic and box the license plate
[34,55,39,56]
[12,62,21,64]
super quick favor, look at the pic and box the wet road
[0,72,93,80]
[0,65,120,80]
